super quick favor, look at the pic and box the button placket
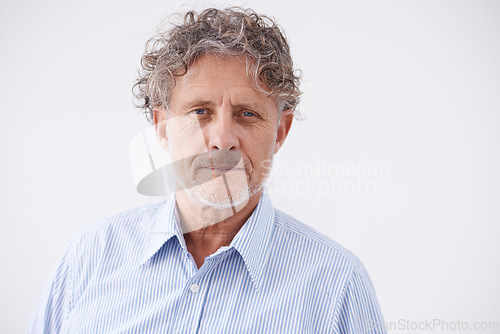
[173,254,225,332]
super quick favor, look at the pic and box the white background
[1,0,499,333]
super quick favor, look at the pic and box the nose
[206,113,239,151]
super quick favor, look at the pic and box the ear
[153,108,169,152]
[274,109,293,154]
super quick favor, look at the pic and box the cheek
[167,119,208,158]
[168,118,205,138]
[245,133,277,171]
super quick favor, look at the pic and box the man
[28,7,385,333]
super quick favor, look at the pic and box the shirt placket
[172,252,225,333]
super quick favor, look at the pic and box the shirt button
[190,283,200,293]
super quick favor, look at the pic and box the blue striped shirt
[27,189,386,333]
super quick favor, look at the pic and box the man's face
[154,54,292,209]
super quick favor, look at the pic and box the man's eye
[241,111,255,117]
[192,108,207,115]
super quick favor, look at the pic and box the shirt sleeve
[26,242,74,334]
[331,261,386,334]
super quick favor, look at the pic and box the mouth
[189,150,249,182]
[196,166,246,179]
[201,166,245,172]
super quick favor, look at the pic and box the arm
[26,242,74,334]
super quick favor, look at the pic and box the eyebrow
[233,102,267,111]
[179,99,214,110]
[179,99,267,112]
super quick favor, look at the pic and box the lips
[198,166,246,179]
[200,166,244,171]
[193,150,245,173]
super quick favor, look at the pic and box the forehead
[169,54,277,110]
[183,54,249,82]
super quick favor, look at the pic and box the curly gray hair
[133,7,302,123]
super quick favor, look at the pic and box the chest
[63,251,330,333]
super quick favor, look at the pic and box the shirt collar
[138,193,184,267]
[229,188,275,291]
[138,189,275,291]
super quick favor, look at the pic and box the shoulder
[66,201,168,292]
[66,200,168,274]
[73,201,167,246]
[270,209,385,332]
[85,200,167,231]
[271,209,363,275]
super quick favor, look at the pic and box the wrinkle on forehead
[170,54,279,112]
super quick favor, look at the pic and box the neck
[176,188,263,269]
